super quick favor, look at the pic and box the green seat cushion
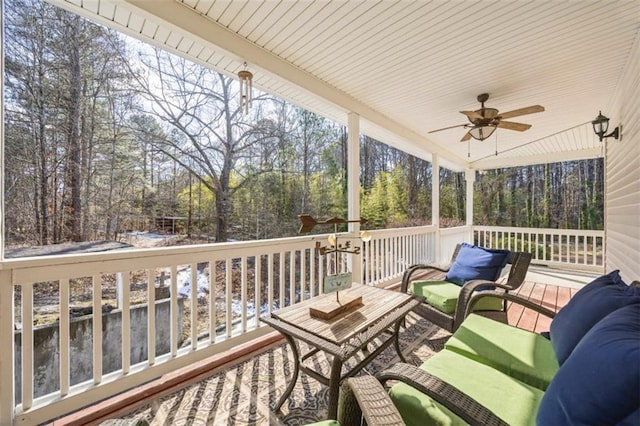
[445,314,559,390]
[410,280,503,314]
[305,422,339,426]
[389,349,544,426]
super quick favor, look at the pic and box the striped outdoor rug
[100,313,448,426]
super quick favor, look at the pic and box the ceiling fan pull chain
[468,139,471,158]
[495,129,498,156]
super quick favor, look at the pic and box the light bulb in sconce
[360,231,372,242]
[327,234,337,246]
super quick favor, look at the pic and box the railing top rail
[472,225,604,237]
[440,225,472,235]
[0,233,329,272]
[364,224,437,238]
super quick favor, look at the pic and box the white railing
[0,234,340,425]
[473,226,605,272]
[0,224,603,424]
[0,226,437,424]
[361,225,437,287]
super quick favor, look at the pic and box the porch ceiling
[53,0,639,171]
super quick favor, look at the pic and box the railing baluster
[279,252,285,304]
[300,250,306,301]
[209,261,216,344]
[254,256,261,329]
[309,248,318,297]
[22,283,34,410]
[225,259,232,338]
[0,271,14,424]
[92,275,103,384]
[122,272,131,374]
[170,265,178,357]
[241,257,247,333]
[147,269,156,365]
[190,263,198,350]
[60,279,70,396]
[268,254,274,313]
[289,251,295,305]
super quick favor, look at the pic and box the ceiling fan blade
[498,105,544,119]
[428,123,468,133]
[497,121,532,131]
[460,110,483,120]
[460,131,472,142]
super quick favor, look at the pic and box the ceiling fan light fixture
[483,107,499,119]
[469,125,496,141]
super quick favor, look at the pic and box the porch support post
[347,112,361,283]
[0,7,12,422]
[466,168,476,242]
[432,154,440,263]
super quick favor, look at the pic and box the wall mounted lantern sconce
[591,111,621,142]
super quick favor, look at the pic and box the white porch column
[466,168,476,242]
[0,8,12,424]
[432,154,440,263]
[347,112,362,283]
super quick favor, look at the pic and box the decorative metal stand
[298,215,370,319]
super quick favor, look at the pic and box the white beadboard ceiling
[51,0,639,171]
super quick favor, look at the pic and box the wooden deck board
[511,281,573,333]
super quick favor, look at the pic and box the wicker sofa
[311,271,640,426]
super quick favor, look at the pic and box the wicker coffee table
[261,284,422,420]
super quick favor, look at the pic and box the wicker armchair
[400,244,532,332]
[335,371,508,426]
[334,290,559,426]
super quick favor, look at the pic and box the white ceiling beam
[121,0,468,169]
[471,148,604,170]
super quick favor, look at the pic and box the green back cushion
[445,314,558,390]
[389,349,544,426]
[410,280,503,314]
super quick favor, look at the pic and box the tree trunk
[63,16,83,242]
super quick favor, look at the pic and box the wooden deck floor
[508,279,576,333]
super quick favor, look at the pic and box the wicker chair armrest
[464,290,558,320]
[453,280,512,329]
[338,375,404,426]
[377,363,508,426]
[401,263,450,293]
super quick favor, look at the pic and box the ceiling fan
[429,93,544,142]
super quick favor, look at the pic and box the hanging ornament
[238,62,253,114]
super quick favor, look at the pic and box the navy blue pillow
[550,270,640,365]
[444,243,510,286]
[537,303,640,425]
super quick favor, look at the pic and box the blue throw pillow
[549,270,640,365]
[537,303,640,425]
[444,243,510,286]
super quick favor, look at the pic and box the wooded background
[3,0,604,249]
